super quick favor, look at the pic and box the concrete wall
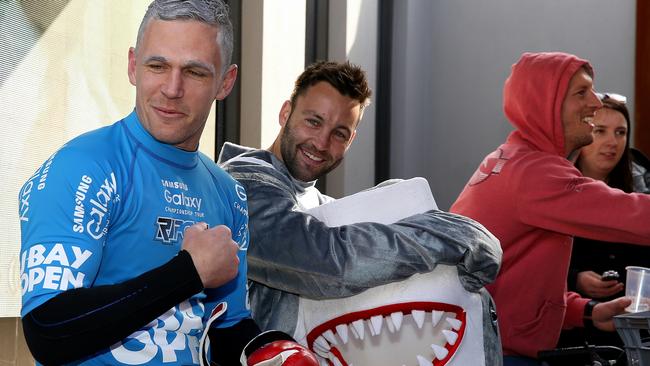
[240,0,306,149]
[389,0,636,209]
[325,0,379,198]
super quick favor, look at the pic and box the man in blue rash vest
[17,1,317,365]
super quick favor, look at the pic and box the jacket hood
[218,141,258,162]
[503,52,593,156]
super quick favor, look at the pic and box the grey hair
[136,0,234,75]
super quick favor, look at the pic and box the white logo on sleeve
[87,173,118,239]
[71,172,119,239]
[20,244,93,295]
[235,184,247,201]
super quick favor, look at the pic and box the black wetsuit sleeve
[209,318,261,366]
[22,250,204,365]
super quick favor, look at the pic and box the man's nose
[161,70,184,99]
[589,90,603,109]
[312,130,330,150]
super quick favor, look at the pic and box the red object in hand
[247,340,319,366]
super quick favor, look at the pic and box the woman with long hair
[560,93,650,355]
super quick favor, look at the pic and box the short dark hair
[290,61,372,114]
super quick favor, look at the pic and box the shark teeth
[390,311,403,332]
[335,324,348,344]
[386,316,396,333]
[351,319,365,340]
[446,317,462,331]
[412,310,425,329]
[368,319,377,337]
[431,310,443,327]
[322,329,338,345]
[370,315,383,335]
[312,346,329,359]
[431,343,449,360]
[309,308,465,366]
[314,336,331,353]
[442,329,459,345]
[416,354,430,366]
[327,353,344,366]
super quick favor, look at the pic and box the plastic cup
[625,266,650,313]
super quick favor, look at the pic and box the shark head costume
[295,178,493,366]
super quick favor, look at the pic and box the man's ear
[127,47,137,86]
[279,100,292,127]
[215,64,238,100]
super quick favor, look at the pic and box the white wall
[0,0,153,317]
[325,0,378,198]
[390,0,636,210]
[240,0,306,149]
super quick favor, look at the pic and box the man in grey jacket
[218,61,503,365]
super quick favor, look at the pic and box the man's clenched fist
[182,222,239,288]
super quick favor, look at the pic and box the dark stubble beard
[568,132,594,156]
[279,121,343,182]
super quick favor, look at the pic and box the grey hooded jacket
[218,142,503,364]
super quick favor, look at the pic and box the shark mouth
[305,302,466,366]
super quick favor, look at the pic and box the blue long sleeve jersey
[18,110,251,365]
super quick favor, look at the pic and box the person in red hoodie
[450,51,650,366]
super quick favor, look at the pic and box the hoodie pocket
[509,300,565,356]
